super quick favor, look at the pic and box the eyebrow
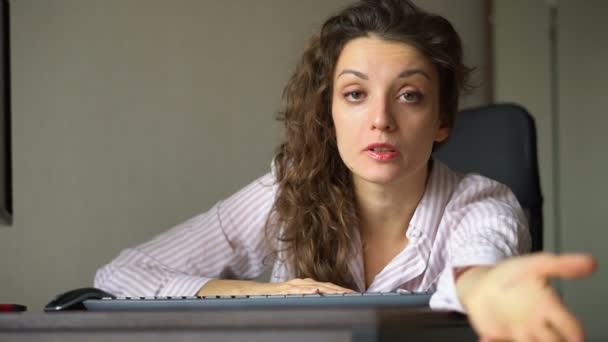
[337,69,369,80]
[336,68,431,81]
[398,69,431,80]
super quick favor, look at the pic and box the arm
[426,174,596,341]
[429,174,531,312]
[94,173,277,297]
[94,171,355,297]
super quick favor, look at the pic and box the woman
[95,0,596,341]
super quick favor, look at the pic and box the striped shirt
[94,159,531,312]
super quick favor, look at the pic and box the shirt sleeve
[429,174,531,312]
[94,172,277,297]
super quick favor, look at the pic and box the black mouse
[44,287,114,312]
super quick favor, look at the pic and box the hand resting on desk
[198,278,356,296]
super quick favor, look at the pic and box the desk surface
[0,308,476,342]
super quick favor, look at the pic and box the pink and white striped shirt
[94,159,531,312]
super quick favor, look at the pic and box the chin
[353,168,405,185]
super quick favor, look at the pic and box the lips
[369,146,395,152]
[365,143,399,161]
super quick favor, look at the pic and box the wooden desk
[0,308,476,341]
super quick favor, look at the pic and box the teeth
[373,147,394,152]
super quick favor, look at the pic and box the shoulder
[432,160,522,216]
[219,170,278,214]
[432,160,531,254]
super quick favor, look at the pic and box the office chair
[433,103,543,252]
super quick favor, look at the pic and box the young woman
[95,1,596,341]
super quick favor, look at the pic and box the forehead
[334,36,437,81]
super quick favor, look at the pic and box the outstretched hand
[458,253,597,342]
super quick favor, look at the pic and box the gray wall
[414,0,490,107]
[1,0,487,311]
[558,2,608,340]
[494,1,607,340]
[3,0,352,309]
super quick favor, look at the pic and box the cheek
[332,98,363,135]
[332,115,348,151]
[331,112,355,164]
[331,104,348,141]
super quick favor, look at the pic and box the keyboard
[84,292,432,311]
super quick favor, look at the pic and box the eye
[344,91,366,102]
[398,91,423,104]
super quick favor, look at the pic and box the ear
[434,119,451,143]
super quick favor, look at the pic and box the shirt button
[410,229,421,238]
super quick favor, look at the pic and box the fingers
[281,278,356,295]
[522,290,585,342]
[544,300,585,342]
[302,279,356,294]
[529,253,597,280]
[532,322,567,342]
[478,336,511,342]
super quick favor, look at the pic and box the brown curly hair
[268,0,471,289]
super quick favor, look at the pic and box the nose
[371,98,396,132]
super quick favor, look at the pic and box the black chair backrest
[433,103,543,252]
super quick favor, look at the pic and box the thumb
[530,253,597,280]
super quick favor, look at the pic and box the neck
[354,162,430,242]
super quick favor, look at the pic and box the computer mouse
[44,287,114,312]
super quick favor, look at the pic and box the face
[331,36,449,187]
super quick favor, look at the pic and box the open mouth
[369,147,396,152]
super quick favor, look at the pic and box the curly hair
[268,0,471,289]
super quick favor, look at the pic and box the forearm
[454,265,493,310]
[95,248,213,297]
